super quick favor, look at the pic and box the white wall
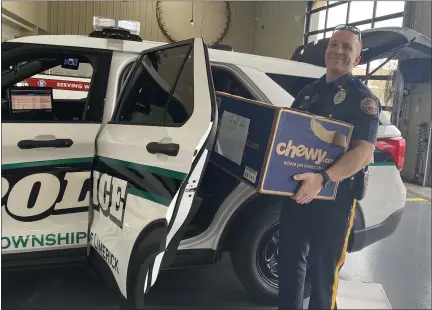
[47,1,258,54]
[2,1,48,32]
[2,21,21,41]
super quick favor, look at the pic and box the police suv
[2,18,430,307]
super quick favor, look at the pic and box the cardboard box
[211,92,353,200]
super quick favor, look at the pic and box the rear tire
[230,203,311,305]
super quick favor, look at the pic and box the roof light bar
[92,16,140,36]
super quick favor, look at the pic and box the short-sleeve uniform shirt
[291,73,381,147]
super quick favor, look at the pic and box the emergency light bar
[93,16,140,35]
[89,16,142,42]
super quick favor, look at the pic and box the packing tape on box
[310,118,347,148]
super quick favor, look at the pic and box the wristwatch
[319,170,333,187]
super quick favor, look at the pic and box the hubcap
[256,223,280,288]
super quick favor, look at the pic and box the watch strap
[319,170,331,186]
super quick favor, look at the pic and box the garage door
[2,21,20,41]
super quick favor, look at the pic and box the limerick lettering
[90,232,119,274]
[276,140,333,165]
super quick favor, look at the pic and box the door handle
[146,142,179,157]
[17,139,74,149]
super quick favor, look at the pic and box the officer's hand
[292,173,324,204]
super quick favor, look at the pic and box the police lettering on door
[2,172,89,222]
[92,171,128,229]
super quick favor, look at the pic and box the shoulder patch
[360,97,378,115]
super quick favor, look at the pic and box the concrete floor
[405,182,432,201]
[2,198,430,310]
[340,198,431,309]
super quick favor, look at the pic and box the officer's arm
[326,96,380,182]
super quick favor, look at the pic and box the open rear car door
[291,26,432,67]
[87,38,218,308]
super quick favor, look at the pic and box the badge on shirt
[360,97,378,115]
[333,89,346,105]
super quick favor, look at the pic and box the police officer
[278,24,381,310]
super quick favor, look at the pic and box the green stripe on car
[127,187,171,207]
[96,156,186,180]
[1,157,94,170]
[2,156,187,181]
[96,156,185,207]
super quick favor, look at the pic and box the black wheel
[230,203,311,305]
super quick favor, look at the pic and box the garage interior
[2,0,431,188]
[1,1,431,309]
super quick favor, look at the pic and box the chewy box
[211,92,354,200]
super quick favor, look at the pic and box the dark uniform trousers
[278,183,356,310]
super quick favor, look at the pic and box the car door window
[115,44,193,126]
[1,42,111,123]
[211,66,256,100]
[265,72,317,99]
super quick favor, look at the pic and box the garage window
[304,1,406,115]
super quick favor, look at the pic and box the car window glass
[266,73,317,99]
[2,52,97,123]
[19,63,93,100]
[164,51,194,125]
[116,44,193,126]
[211,67,256,100]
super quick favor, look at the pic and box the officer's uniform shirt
[291,73,382,148]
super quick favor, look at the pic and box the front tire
[230,203,311,305]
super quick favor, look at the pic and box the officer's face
[325,30,361,74]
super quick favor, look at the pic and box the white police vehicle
[2,17,430,307]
